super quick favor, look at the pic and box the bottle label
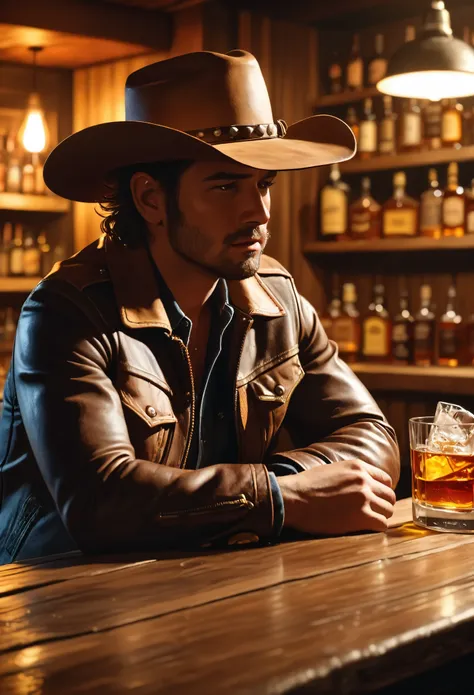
[368,58,387,85]
[383,209,417,236]
[467,210,474,234]
[6,165,22,193]
[321,188,347,235]
[379,119,395,153]
[392,323,408,342]
[402,113,421,146]
[442,111,462,143]
[424,104,442,139]
[359,122,377,153]
[347,59,363,89]
[363,317,389,356]
[414,321,434,353]
[333,317,358,352]
[23,249,41,276]
[443,197,465,227]
[420,196,442,232]
[350,211,370,235]
[10,249,23,276]
[439,327,459,358]
[329,64,342,79]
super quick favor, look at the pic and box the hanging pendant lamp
[18,47,49,153]
[377,1,474,101]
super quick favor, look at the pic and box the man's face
[166,161,276,281]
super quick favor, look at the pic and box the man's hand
[277,460,396,534]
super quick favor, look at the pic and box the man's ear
[130,172,166,225]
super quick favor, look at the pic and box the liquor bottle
[379,95,397,155]
[345,106,359,144]
[37,232,52,276]
[9,223,24,276]
[392,289,414,365]
[358,98,377,160]
[399,99,422,152]
[346,34,364,91]
[414,284,436,366]
[419,169,443,238]
[0,223,12,277]
[320,286,341,341]
[466,179,474,235]
[382,171,419,238]
[367,34,388,86]
[462,105,473,147]
[362,282,392,363]
[5,135,22,194]
[22,154,35,195]
[33,153,46,195]
[349,177,382,239]
[0,131,6,193]
[438,283,463,367]
[441,98,463,148]
[405,25,416,43]
[422,100,442,150]
[328,51,343,94]
[442,162,465,237]
[332,282,360,363]
[23,229,41,277]
[320,164,349,241]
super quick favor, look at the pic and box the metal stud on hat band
[187,120,288,144]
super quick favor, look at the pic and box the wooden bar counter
[1,498,474,694]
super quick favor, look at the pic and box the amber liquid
[411,448,474,509]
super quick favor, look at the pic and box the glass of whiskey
[409,406,474,532]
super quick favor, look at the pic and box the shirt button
[146,405,157,418]
[274,384,285,397]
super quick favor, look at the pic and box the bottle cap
[420,284,432,300]
[394,171,406,187]
[342,283,357,302]
[448,162,458,176]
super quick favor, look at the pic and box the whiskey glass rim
[409,416,474,429]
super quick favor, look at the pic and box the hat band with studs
[187,119,288,145]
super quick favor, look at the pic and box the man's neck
[149,236,219,320]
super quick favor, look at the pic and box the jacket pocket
[117,365,177,464]
[242,352,304,461]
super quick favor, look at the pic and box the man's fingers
[371,479,397,505]
[369,493,395,519]
[362,461,393,489]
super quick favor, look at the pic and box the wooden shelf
[304,236,474,255]
[0,277,41,293]
[0,193,70,214]
[340,145,474,174]
[314,87,379,109]
[351,363,474,396]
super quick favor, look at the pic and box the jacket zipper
[157,494,254,519]
[172,335,195,469]
[234,315,253,460]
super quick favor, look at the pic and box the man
[0,50,399,564]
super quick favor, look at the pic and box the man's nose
[241,188,271,227]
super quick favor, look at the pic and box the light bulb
[378,70,474,101]
[20,93,49,153]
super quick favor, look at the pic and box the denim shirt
[154,267,287,536]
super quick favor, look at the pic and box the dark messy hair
[98,160,192,248]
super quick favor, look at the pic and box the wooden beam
[0,0,172,51]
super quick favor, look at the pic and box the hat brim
[44,114,356,203]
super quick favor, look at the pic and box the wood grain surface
[1,498,474,694]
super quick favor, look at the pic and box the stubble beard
[168,215,269,281]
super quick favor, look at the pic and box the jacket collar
[105,236,285,330]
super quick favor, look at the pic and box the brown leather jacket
[0,236,399,560]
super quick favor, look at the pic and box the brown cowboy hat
[44,49,356,203]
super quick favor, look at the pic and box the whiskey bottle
[0,222,12,277]
[442,162,465,237]
[358,98,378,160]
[9,223,24,276]
[333,282,360,363]
[414,284,436,366]
[392,289,414,365]
[22,154,35,195]
[23,229,41,277]
[441,98,463,148]
[345,106,360,144]
[382,171,419,238]
[37,232,52,276]
[367,34,388,86]
[320,286,341,341]
[33,153,46,195]
[405,25,416,43]
[379,95,397,155]
[320,164,349,241]
[346,34,364,91]
[5,135,22,194]
[349,177,381,239]
[0,131,6,193]
[399,99,422,152]
[419,169,443,238]
[466,179,474,235]
[438,283,463,367]
[422,100,442,150]
[328,51,343,94]
[362,282,392,363]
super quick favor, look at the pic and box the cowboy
[0,51,399,564]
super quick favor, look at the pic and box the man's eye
[213,183,237,192]
[259,180,275,190]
